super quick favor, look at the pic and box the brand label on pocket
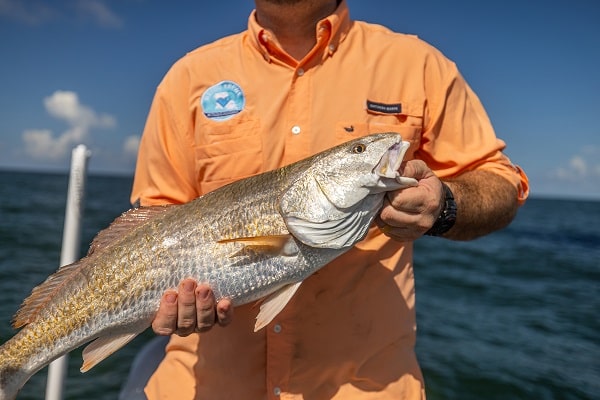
[366,100,402,114]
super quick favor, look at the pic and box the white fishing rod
[45,145,91,400]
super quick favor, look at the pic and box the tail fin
[0,363,25,400]
[0,338,32,400]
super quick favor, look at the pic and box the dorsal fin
[88,205,174,256]
[12,259,85,328]
[12,205,175,328]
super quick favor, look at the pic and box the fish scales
[0,133,417,399]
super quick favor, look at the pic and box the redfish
[0,133,416,399]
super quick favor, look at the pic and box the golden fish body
[0,133,416,399]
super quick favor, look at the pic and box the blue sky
[0,0,598,199]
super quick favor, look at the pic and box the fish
[0,132,417,399]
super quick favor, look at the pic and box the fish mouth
[374,140,410,179]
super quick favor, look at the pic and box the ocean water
[0,170,598,399]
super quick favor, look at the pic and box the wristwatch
[425,182,457,236]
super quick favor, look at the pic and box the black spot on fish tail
[0,365,20,386]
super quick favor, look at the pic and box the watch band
[425,182,457,236]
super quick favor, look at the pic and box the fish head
[313,133,417,209]
[280,133,417,249]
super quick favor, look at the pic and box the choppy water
[0,170,598,399]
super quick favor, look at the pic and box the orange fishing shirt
[131,1,529,399]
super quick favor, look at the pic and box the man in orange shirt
[130,0,529,398]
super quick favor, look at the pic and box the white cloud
[22,90,116,161]
[0,0,123,28]
[0,0,57,25]
[23,129,72,160]
[44,90,115,130]
[123,135,140,157]
[552,145,600,182]
[569,156,586,176]
[75,0,123,29]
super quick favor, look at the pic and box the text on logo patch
[201,81,245,121]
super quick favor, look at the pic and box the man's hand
[377,159,444,241]
[379,160,522,241]
[152,278,233,336]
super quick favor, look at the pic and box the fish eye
[352,143,367,154]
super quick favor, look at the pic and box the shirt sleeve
[130,62,200,206]
[418,48,529,204]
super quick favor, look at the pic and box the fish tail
[0,361,25,400]
[0,340,32,400]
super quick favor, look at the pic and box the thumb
[399,159,433,180]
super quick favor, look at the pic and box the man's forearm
[443,170,519,241]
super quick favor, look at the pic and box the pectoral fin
[218,234,298,257]
[254,281,302,332]
[81,331,141,372]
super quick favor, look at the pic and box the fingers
[177,279,200,335]
[216,296,234,326]
[152,291,179,336]
[377,197,429,242]
[195,284,215,332]
[151,279,234,337]
[378,161,444,241]
[195,284,233,331]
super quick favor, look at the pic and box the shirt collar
[247,0,351,65]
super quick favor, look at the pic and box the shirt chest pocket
[194,113,263,194]
[334,103,423,161]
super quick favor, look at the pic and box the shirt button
[273,324,282,333]
[297,68,304,76]
[273,387,282,396]
[291,125,301,135]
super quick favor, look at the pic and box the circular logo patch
[201,80,245,121]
